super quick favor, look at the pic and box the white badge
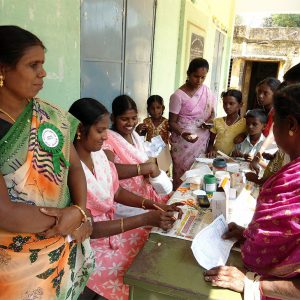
[42,128,59,148]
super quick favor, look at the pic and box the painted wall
[0,0,80,110]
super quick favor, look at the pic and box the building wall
[0,0,80,110]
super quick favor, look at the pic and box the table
[124,233,243,300]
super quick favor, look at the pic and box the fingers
[40,207,62,218]
[43,227,59,239]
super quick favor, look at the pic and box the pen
[153,203,177,221]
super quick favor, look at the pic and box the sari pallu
[0,99,94,300]
[169,85,215,189]
[242,157,300,288]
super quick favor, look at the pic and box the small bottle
[203,174,217,196]
[196,190,210,208]
[212,158,227,172]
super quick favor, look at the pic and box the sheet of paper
[191,215,236,270]
[195,157,214,164]
[180,165,212,181]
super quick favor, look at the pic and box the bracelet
[72,204,88,223]
[141,198,147,209]
[137,164,141,176]
[120,218,124,233]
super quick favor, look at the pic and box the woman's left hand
[40,206,83,238]
[155,203,183,219]
[204,266,246,293]
[71,219,93,243]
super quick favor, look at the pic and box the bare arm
[104,149,160,179]
[169,112,183,135]
[261,278,300,300]
[206,131,217,157]
[0,174,55,233]
[258,125,274,154]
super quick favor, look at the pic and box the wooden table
[124,233,243,300]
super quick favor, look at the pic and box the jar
[203,174,217,194]
[212,158,227,172]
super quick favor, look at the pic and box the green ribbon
[37,122,70,174]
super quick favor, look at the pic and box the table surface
[124,233,243,300]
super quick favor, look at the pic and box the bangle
[72,204,88,223]
[120,218,124,233]
[141,198,147,209]
[137,164,141,176]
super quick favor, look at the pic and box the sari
[169,85,215,189]
[83,150,148,300]
[103,129,168,218]
[0,99,94,300]
[242,156,300,299]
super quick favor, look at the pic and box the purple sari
[169,85,215,189]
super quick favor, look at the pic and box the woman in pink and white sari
[69,98,180,300]
[169,58,215,189]
[204,84,300,300]
[103,95,170,218]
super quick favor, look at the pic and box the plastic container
[149,170,173,195]
[203,174,217,194]
[212,158,227,172]
[188,176,201,190]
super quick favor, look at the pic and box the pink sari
[169,85,215,189]
[83,150,148,300]
[103,130,168,217]
[242,156,300,299]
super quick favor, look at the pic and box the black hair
[147,95,164,114]
[69,98,109,137]
[0,25,45,68]
[245,109,267,124]
[256,77,281,92]
[187,58,209,75]
[283,63,300,83]
[273,83,300,124]
[111,95,137,118]
[221,89,243,104]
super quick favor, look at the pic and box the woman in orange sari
[204,84,300,299]
[0,26,94,299]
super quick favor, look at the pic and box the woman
[69,98,179,300]
[0,26,94,299]
[103,95,169,218]
[205,84,300,300]
[169,58,215,189]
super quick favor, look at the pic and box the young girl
[136,95,171,171]
[206,89,246,157]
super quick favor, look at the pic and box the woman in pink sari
[69,98,180,300]
[204,84,300,299]
[169,58,215,189]
[103,95,170,218]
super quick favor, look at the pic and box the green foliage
[263,14,300,27]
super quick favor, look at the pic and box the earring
[0,75,4,87]
[289,130,294,136]
[77,132,81,140]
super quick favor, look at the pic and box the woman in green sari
[0,26,94,299]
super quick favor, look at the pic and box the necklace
[0,98,31,124]
[225,114,240,126]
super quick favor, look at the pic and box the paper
[195,157,214,164]
[143,135,166,158]
[180,165,212,181]
[191,215,236,270]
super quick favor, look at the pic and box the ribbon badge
[37,122,70,174]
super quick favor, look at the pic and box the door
[81,0,156,111]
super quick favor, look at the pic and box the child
[206,89,246,157]
[232,109,267,161]
[136,95,171,171]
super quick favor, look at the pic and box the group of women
[1,25,300,300]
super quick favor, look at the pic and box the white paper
[143,135,166,158]
[180,165,212,181]
[191,215,236,270]
[195,157,214,164]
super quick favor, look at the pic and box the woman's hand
[262,152,276,161]
[40,206,83,238]
[146,210,176,231]
[136,123,147,135]
[245,172,259,184]
[71,219,93,243]
[206,149,217,158]
[204,266,246,293]
[154,202,184,219]
[222,222,245,242]
[181,132,198,143]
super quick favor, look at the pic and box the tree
[263,14,300,27]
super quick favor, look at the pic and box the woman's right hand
[181,132,198,143]
[146,210,176,231]
[142,161,160,178]
[222,222,245,242]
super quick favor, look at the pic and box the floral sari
[103,129,168,218]
[242,156,300,299]
[0,99,94,300]
[169,85,215,189]
[83,150,148,300]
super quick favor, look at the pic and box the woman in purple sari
[204,84,300,299]
[169,58,215,189]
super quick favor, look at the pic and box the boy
[232,109,267,161]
